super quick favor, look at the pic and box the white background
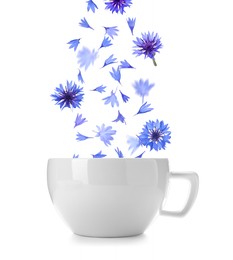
[0,0,233,259]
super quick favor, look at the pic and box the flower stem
[152,57,157,66]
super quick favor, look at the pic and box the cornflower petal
[86,0,98,13]
[136,102,154,115]
[133,79,155,102]
[73,154,79,158]
[120,59,134,69]
[74,113,87,128]
[115,147,124,158]
[119,90,130,103]
[102,54,117,68]
[67,39,81,51]
[102,91,119,107]
[135,151,145,158]
[100,36,112,48]
[77,47,98,70]
[92,151,107,158]
[127,136,141,154]
[104,26,119,39]
[110,66,121,84]
[79,17,93,30]
[112,110,126,124]
[76,132,92,141]
[77,70,84,84]
[127,17,136,35]
[94,124,116,146]
[92,85,106,93]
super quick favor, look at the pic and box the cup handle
[160,171,199,217]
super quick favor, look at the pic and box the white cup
[47,158,199,237]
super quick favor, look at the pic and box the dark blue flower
[138,120,171,151]
[79,17,93,30]
[87,0,98,13]
[133,79,155,102]
[100,36,112,48]
[119,90,130,103]
[74,113,87,128]
[77,47,98,70]
[92,151,107,158]
[102,54,117,68]
[115,147,124,158]
[92,85,106,93]
[67,39,81,51]
[51,81,84,110]
[73,154,79,158]
[94,124,116,146]
[112,110,126,124]
[77,70,84,84]
[105,0,132,14]
[127,136,141,154]
[133,32,162,66]
[120,59,134,69]
[76,132,92,141]
[136,102,154,115]
[110,66,121,84]
[102,90,119,107]
[127,17,136,35]
[135,151,145,158]
[104,26,119,39]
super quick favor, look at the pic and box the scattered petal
[102,91,119,107]
[112,110,126,124]
[92,151,107,158]
[87,0,98,13]
[136,102,154,115]
[77,70,84,84]
[100,36,112,48]
[73,154,79,158]
[119,90,130,103]
[135,151,145,158]
[133,79,155,102]
[74,113,87,128]
[120,59,134,69]
[77,47,98,70]
[76,132,92,141]
[127,17,136,35]
[115,147,124,158]
[94,124,116,146]
[79,17,93,30]
[102,54,117,68]
[92,85,106,93]
[110,66,121,84]
[104,26,119,39]
[127,136,141,155]
[67,39,81,51]
[51,81,84,110]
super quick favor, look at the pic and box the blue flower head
[105,0,132,14]
[138,120,171,151]
[51,81,84,110]
[133,32,162,66]
[94,124,116,146]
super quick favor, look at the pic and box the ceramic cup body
[47,158,198,237]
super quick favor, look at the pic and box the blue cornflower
[100,36,112,48]
[120,59,134,69]
[94,124,116,146]
[102,91,119,107]
[119,90,130,103]
[112,110,126,124]
[102,54,117,68]
[74,113,87,128]
[105,0,132,14]
[77,70,84,84]
[110,66,121,84]
[79,17,93,30]
[77,47,98,70]
[133,32,162,66]
[115,147,124,158]
[87,0,98,13]
[76,132,92,141]
[67,39,81,51]
[138,120,171,151]
[92,151,107,158]
[136,102,154,115]
[73,154,79,158]
[127,17,136,35]
[133,79,155,103]
[104,26,119,39]
[92,85,106,93]
[127,136,141,155]
[51,81,84,110]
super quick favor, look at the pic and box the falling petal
[86,0,98,13]
[102,91,119,107]
[119,90,130,103]
[102,54,117,68]
[79,17,93,30]
[92,151,107,158]
[127,17,136,35]
[77,47,98,70]
[136,102,154,115]
[73,154,79,158]
[100,36,112,48]
[127,136,141,154]
[77,70,84,84]
[67,39,81,51]
[110,67,121,84]
[104,26,119,39]
[133,79,155,102]
[115,147,124,158]
[94,124,116,146]
[112,110,126,124]
[120,59,134,69]
[76,132,92,141]
[135,151,145,158]
[92,85,106,93]
[74,113,87,128]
